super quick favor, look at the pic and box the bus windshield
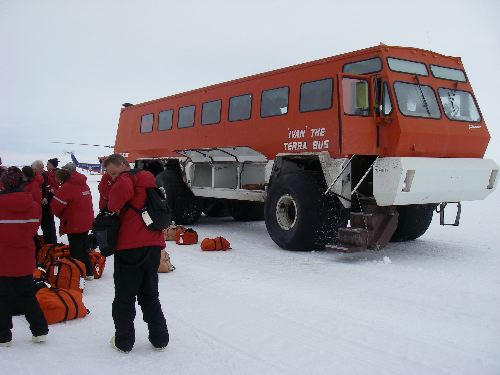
[394,81,441,118]
[438,88,481,122]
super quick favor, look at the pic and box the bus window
[300,78,333,112]
[158,110,173,131]
[229,94,252,122]
[343,78,369,116]
[202,100,221,125]
[383,83,392,115]
[343,57,382,74]
[388,57,428,76]
[261,87,289,118]
[438,88,480,122]
[431,65,467,82]
[178,105,196,128]
[140,113,154,133]
[394,81,440,118]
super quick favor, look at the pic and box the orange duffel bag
[201,237,231,251]
[164,225,187,241]
[46,257,86,292]
[89,250,106,279]
[33,267,47,282]
[35,287,88,325]
[175,228,198,245]
[36,244,71,268]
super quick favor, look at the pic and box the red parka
[47,169,60,194]
[98,172,114,210]
[107,171,165,251]
[0,191,41,276]
[23,174,43,206]
[50,172,94,236]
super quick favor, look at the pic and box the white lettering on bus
[310,128,326,137]
[283,141,308,151]
[312,140,330,150]
[288,129,306,139]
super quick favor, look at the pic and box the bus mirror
[355,81,369,110]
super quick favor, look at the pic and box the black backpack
[128,170,171,231]
[91,211,120,257]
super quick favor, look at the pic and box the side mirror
[355,81,369,110]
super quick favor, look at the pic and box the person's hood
[134,170,156,189]
[68,171,88,186]
[0,191,36,213]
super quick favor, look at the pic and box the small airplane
[69,152,104,174]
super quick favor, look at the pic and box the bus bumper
[373,157,499,206]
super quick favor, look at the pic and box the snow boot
[110,336,131,353]
[32,335,47,344]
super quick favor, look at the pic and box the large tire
[390,204,435,242]
[156,170,202,225]
[230,201,265,221]
[203,199,230,217]
[264,172,348,251]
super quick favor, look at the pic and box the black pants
[41,204,57,244]
[112,246,169,351]
[68,232,93,277]
[0,276,49,343]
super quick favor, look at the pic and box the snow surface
[2,173,500,375]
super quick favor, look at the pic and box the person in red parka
[50,169,94,279]
[103,154,168,353]
[0,167,49,346]
[22,166,43,208]
[46,158,60,195]
[32,160,57,244]
[98,171,114,211]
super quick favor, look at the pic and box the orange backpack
[201,237,231,251]
[164,225,187,241]
[46,257,85,292]
[36,244,71,268]
[176,228,198,245]
[89,250,106,279]
[35,287,88,325]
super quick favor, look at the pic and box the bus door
[338,73,378,155]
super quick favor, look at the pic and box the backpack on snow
[201,237,231,251]
[127,170,171,231]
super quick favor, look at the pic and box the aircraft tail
[70,153,79,165]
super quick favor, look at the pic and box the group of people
[0,154,169,352]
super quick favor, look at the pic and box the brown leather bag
[158,249,175,273]
[164,225,186,241]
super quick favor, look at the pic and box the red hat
[1,166,23,190]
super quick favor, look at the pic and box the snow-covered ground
[3,173,500,375]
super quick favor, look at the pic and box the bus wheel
[265,172,347,251]
[203,200,230,217]
[390,204,436,242]
[157,170,202,225]
[230,201,265,221]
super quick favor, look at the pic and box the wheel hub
[276,194,298,231]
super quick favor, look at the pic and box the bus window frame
[201,99,222,126]
[260,86,290,118]
[228,93,253,122]
[158,109,174,131]
[177,104,196,129]
[393,80,442,120]
[299,77,334,113]
[437,87,482,123]
[342,57,383,75]
[387,57,429,76]
[430,64,468,83]
[140,113,154,134]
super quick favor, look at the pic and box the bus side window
[342,78,369,116]
[382,83,392,115]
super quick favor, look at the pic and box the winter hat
[1,166,23,190]
[62,162,76,172]
[47,158,59,168]
[22,166,35,180]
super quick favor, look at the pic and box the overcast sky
[1,0,499,166]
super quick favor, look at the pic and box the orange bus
[114,44,498,251]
